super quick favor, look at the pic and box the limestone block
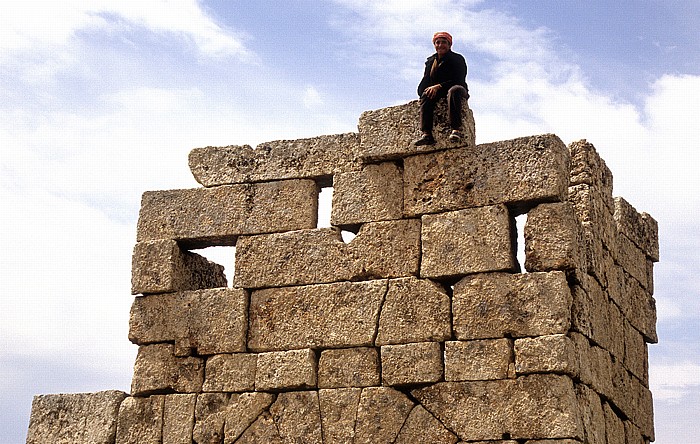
[248,280,387,351]
[444,339,513,381]
[116,395,164,444]
[354,387,415,444]
[614,232,652,291]
[131,240,227,295]
[269,391,323,444]
[223,392,275,443]
[131,344,204,396]
[576,384,606,444]
[624,421,645,444]
[568,140,614,212]
[318,347,380,388]
[381,342,443,386]
[129,288,248,356]
[570,275,613,352]
[331,161,403,225]
[234,219,420,288]
[26,391,127,444]
[235,411,283,443]
[193,392,229,444]
[376,277,451,345]
[514,335,577,377]
[136,179,318,248]
[189,133,361,186]
[412,374,582,441]
[163,394,196,444]
[571,330,616,400]
[255,349,317,391]
[357,99,476,161]
[395,405,459,444]
[613,197,659,261]
[611,361,655,441]
[404,134,569,216]
[623,272,658,343]
[319,388,362,444]
[603,401,625,444]
[524,202,586,273]
[453,271,572,340]
[421,205,516,279]
[203,353,257,392]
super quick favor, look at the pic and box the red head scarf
[432,32,453,45]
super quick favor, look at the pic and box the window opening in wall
[318,186,333,228]
[191,246,236,287]
[515,213,527,273]
[340,229,357,243]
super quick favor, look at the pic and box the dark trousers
[419,85,468,133]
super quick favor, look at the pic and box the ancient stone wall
[27,99,658,443]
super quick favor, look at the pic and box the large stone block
[354,387,415,444]
[381,342,443,386]
[129,288,248,356]
[255,349,317,391]
[576,384,606,444]
[188,133,361,186]
[223,392,275,443]
[613,232,652,291]
[131,240,227,295]
[623,271,658,343]
[235,410,283,443]
[453,271,572,340]
[568,140,614,212]
[131,344,204,396]
[514,334,578,377]
[376,277,451,345]
[603,401,626,444]
[421,205,516,279]
[412,374,582,441]
[570,274,614,351]
[319,388,362,444]
[116,395,164,444]
[26,391,128,444]
[404,134,569,216]
[331,161,404,225]
[136,179,318,248]
[269,391,323,444]
[192,392,229,444]
[444,339,513,381]
[395,405,459,444]
[358,99,476,161]
[614,197,659,262]
[248,280,387,351]
[162,394,196,444]
[318,347,380,388]
[524,202,586,274]
[203,353,257,392]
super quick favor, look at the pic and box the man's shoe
[414,134,436,146]
[449,130,463,143]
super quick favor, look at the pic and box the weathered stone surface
[376,277,451,345]
[614,197,659,262]
[162,394,196,444]
[26,391,127,444]
[116,395,164,444]
[381,342,443,386]
[570,274,614,352]
[404,134,569,216]
[248,280,387,351]
[331,161,404,225]
[421,205,516,279]
[255,348,317,391]
[193,392,229,444]
[318,347,380,388]
[623,271,658,343]
[576,384,606,444]
[453,271,572,340]
[514,335,578,377]
[412,374,582,441]
[203,353,257,392]
[445,339,513,381]
[623,321,649,385]
[269,391,323,444]
[136,180,318,248]
[223,392,275,443]
[131,344,204,396]
[524,202,586,273]
[358,99,476,161]
[395,405,459,444]
[354,387,415,444]
[603,401,625,444]
[568,140,614,210]
[611,360,655,441]
[189,133,361,186]
[614,232,652,291]
[131,240,227,295]
[235,410,283,443]
[235,219,420,288]
[130,288,248,356]
[319,388,362,444]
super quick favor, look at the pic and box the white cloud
[650,362,700,403]
[303,86,324,109]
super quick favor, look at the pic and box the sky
[1,1,699,442]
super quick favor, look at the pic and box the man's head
[432,32,452,56]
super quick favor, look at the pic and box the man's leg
[416,93,438,145]
[447,85,468,130]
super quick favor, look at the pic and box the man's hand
[424,84,441,99]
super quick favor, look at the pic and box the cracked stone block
[223,392,275,443]
[453,271,572,340]
[189,133,361,186]
[412,374,582,441]
[514,335,578,377]
[269,391,323,444]
[248,280,387,352]
[235,410,283,443]
[136,179,318,248]
[354,387,415,444]
[318,347,380,388]
[524,202,586,273]
[131,240,227,295]
[319,388,362,444]
[331,161,404,225]
[26,391,128,444]
[162,394,196,444]
[234,219,420,288]
[255,349,317,391]
[131,344,204,396]
[381,342,443,386]
[203,353,257,392]
[358,99,475,161]
[404,134,569,216]
[395,405,459,444]
[116,395,164,444]
[421,204,516,279]
[193,392,229,444]
[445,339,513,381]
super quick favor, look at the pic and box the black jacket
[417,50,468,97]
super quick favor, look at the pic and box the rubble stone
[255,348,317,391]
[203,353,257,392]
[381,342,443,386]
[445,339,513,381]
[131,344,204,396]
[318,347,380,388]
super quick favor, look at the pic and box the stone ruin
[26,99,658,444]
